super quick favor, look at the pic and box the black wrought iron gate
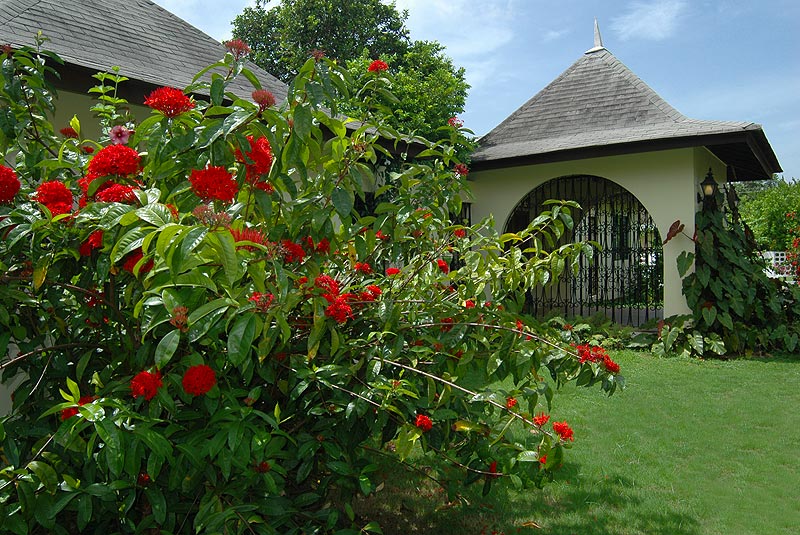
[505,175,663,326]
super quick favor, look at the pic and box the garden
[0,33,798,535]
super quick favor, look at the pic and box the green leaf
[677,252,695,277]
[701,306,717,326]
[144,487,167,524]
[154,329,181,368]
[331,187,353,219]
[27,461,58,494]
[228,313,257,367]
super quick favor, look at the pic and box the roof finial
[586,18,606,53]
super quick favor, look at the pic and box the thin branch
[1,342,99,370]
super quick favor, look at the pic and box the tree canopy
[232,0,469,138]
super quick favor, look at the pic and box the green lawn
[356,351,800,535]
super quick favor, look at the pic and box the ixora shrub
[0,41,620,534]
[661,191,800,357]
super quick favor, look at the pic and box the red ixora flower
[448,116,464,128]
[454,228,466,238]
[136,472,152,487]
[315,274,340,295]
[59,126,79,138]
[0,165,21,204]
[533,413,550,427]
[386,267,400,276]
[454,163,469,177]
[506,397,518,409]
[354,261,372,274]
[60,395,96,421]
[122,248,154,275]
[368,59,389,72]
[252,89,276,111]
[235,136,274,184]
[436,259,450,274]
[95,183,138,204]
[79,230,104,256]
[552,420,574,442]
[281,239,306,263]
[230,227,269,251]
[182,364,216,396]
[224,38,251,60]
[603,355,620,374]
[189,166,238,203]
[130,370,163,401]
[324,293,354,324]
[33,181,73,216]
[249,292,275,313]
[415,414,432,432]
[144,87,195,117]
[88,144,141,178]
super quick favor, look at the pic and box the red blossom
[60,395,96,421]
[365,285,382,299]
[0,165,21,204]
[254,461,271,473]
[575,343,607,364]
[368,59,389,72]
[230,227,269,251]
[354,261,372,274]
[324,293,354,324]
[224,39,251,60]
[136,473,152,486]
[249,292,275,313]
[454,163,469,177]
[506,397,518,409]
[415,414,432,432]
[252,89,276,110]
[533,413,550,427]
[440,317,454,332]
[552,420,574,442]
[170,306,189,332]
[539,455,547,465]
[81,146,95,154]
[79,230,104,256]
[316,238,331,254]
[33,181,73,215]
[59,126,78,138]
[375,230,390,241]
[315,274,340,295]
[454,228,466,238]
[122,248,154,275]
[603,355,620,374]
[281,240,306,263]
[448,116,464,128]
[131,370,163,400]
[189,166,238,203]
[235,136,274,184]
[436,259,449,274]
[182,364,216,396]
[95,183,138,203]
[109,125,131,145]
[385,267,400,276]
[488,460,500,479]
[144,87,195,117]
[88,144,141,177]
[563,323,573,331]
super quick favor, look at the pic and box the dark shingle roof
[472,47,781,180]
[0,0,287,103]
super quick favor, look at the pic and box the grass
[355,351,800,534]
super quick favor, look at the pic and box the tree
[737,178,800,250]
[232,0,410,82]
[232,0,470,139]
[0,43,619,534]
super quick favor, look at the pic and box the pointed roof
[0,0,287,103]
[472,40,781,180]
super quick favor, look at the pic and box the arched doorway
[506,175,663,326]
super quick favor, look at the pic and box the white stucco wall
[469,148,726,318]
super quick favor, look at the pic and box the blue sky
[153,0,799,179]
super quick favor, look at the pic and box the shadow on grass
[355,462,701,535]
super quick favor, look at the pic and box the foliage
[737,177,800,250]
[231,0,469,140]
[0,41,620,534]
[665,188,800,357]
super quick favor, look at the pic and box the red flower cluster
[533,413,550,427]
[170,306,189,332]
[60,395,96,421]
[454,228,466,238]
[33,181,73,216]
[144,87,195,117]
[368,59,389,72]
[385,267,400,276]
[122,248,154,275]
[440,317,454,332]
[136,472,152,487]
[376,230,390,241]
[230,227,269,251]
[189,166,238,203]
[254,461,271,473]
[415,414,432,432]
[281,239,306,263]
[358,285,382,302]
[252,89,276,110]
[95,183,137,203]
[436,259,449,274]
[59,126,79,138]
[249,292,275,313]
[79,230,104,256]
[506,397,518,409]
[575,343,619,373]
[182,364,216,396]
[324,293,355,324]
[603,356,621,374]
[354,261,372,274]
[224,39,251,60]
[131,370,163,400]
[454,163,469,177]
[448,116,463,128]
[88,144,141,177]
[0,165,20,204]
[315,274,340,295]
[552,420,574,442]
[235,136,274,184]
[465,299,475,308]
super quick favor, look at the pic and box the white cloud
[611,0,687,41]
[542,29,569,42]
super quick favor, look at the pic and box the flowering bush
[0,42,621,533]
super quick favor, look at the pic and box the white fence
[761,251,797,283]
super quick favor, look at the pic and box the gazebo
[469,23,781,325]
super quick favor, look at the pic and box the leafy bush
[0,41,621,534]
[737,178,800,250]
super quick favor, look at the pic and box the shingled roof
[472,41,781,180]
[0,0,287,104]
